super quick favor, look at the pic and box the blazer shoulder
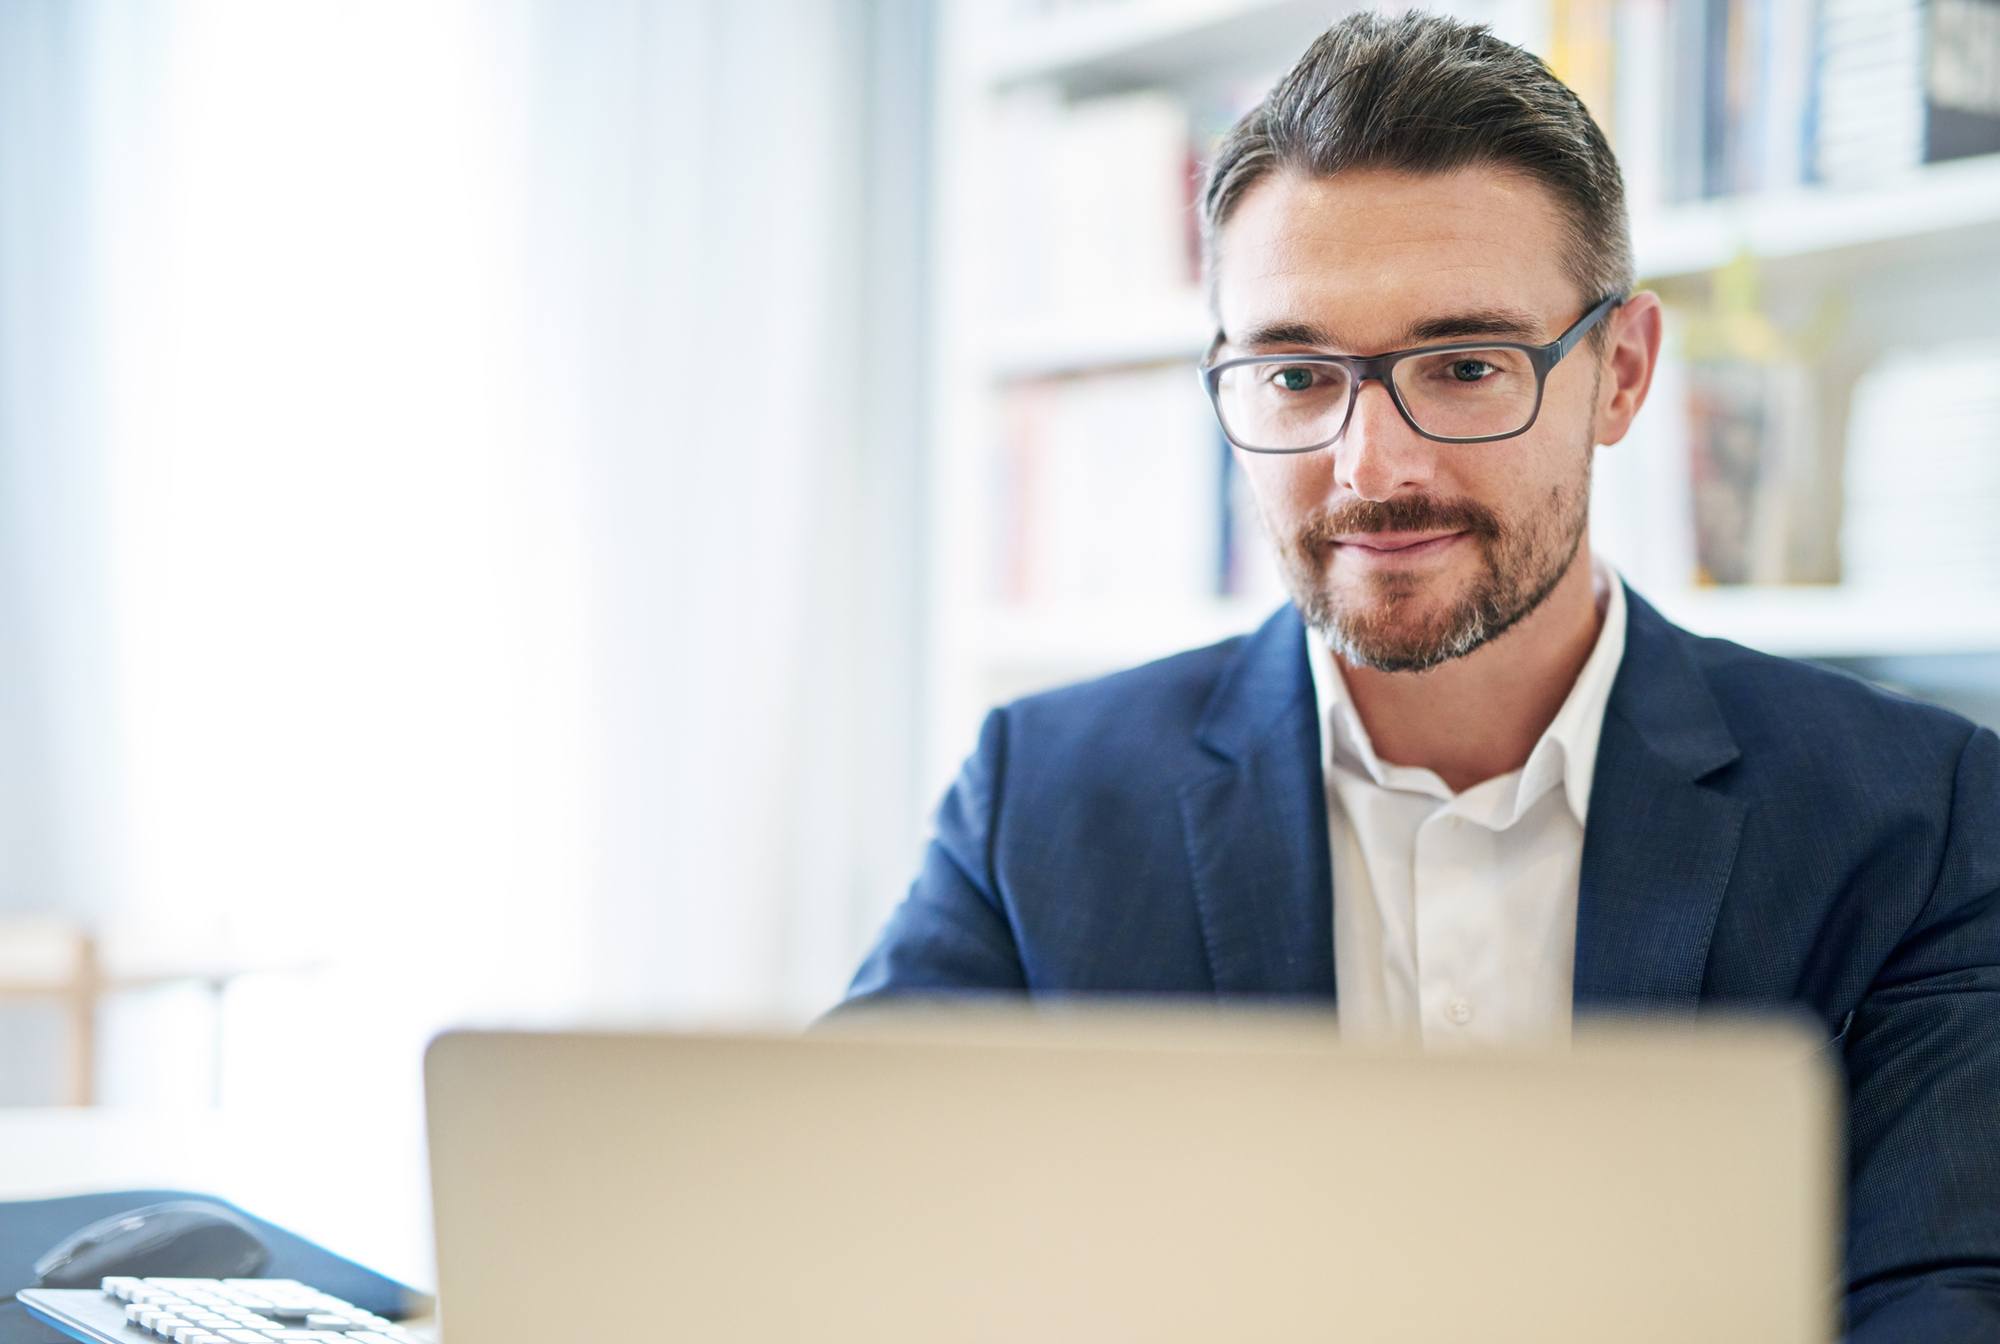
[1007,630,1250,733]
[1683,628,1983,770]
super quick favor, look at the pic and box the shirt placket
[1411,805,1473,1045]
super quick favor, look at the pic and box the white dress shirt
[1305,554,1628,1048]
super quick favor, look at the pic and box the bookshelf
[986,151,2000,379]
[926,0,2000,789]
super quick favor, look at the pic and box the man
[843,11,2000,1339]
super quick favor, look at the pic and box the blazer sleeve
[1843,724,2000,1342]
[835,707,1028,1008]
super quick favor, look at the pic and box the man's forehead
[1217,303,1552,358]
[1210,165,1575,352]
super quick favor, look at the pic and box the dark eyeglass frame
[1197,292,1626,452]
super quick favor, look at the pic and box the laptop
[422,1004,1840,1343]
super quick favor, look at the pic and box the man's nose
[1333,377,1439,502]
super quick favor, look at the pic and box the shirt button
[1446,998,1474,1025]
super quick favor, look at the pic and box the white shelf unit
[980,0,1360,95]
[925,0,2000,789]
[957,588,2000,722]
[984,150,2000,376]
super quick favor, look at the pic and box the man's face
[1210,165,1606,673]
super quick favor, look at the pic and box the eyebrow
[1220,305,1548,355]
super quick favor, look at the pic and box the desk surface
[0,1108,432,1292]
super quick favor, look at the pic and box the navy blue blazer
[844,582,2000,1341]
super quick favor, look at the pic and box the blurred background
[2,0,1997,1294]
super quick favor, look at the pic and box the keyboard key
[82,1279,414,1344]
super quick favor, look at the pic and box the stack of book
[992,365,1286,606]
[1816,0,2000,185]
[987,86,1200,320]
[1575,0,2000,211]
[1841,342,2000,591]
[993,365,1217,605]
[1815,0,1925,184]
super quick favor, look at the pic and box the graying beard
[1294,454,1593,674]
[1308,522,1580,673]
[1314,597,1495,673]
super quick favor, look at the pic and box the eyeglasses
[1198,293,1625,452]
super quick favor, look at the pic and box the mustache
[1295,496,1501,549]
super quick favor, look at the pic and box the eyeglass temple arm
[1551,293,1625,362]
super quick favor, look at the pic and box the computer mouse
[32,1199,270,1288]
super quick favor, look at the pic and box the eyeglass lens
[1212,347,1540,448]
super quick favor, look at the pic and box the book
[1841,341,2000,589]
[1683,355,1826,586]
[995,363,1221,606]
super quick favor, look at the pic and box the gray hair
[1199,8,1632,351]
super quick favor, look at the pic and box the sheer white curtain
[0,0,928,1119]
[517,1,929,1023]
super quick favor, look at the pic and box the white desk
[0,1108,433,1293]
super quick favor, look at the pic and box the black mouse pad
[0,1189,427,1344]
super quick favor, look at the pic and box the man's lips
[1332,529,1466,552]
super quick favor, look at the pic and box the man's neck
[1335,547,1608,794]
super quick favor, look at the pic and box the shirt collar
[1304,552,1629,826]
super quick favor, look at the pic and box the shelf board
[1650,585,2000,659]
[961,585,2000,676]
[986,287,1211,379]
[1635,152,2000,283]
[964,597,1278,669]
[983,0,1346,97]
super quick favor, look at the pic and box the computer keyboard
[18,1277,428,1344]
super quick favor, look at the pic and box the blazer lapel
[1178,605,1337,1001]
[1574,584,1747,1013]
[1174,585,1743,1012]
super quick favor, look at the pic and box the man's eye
[1448,359,1495,382]
[1269,366,1320,392]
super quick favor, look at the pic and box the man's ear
[1592,290,1663,448]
